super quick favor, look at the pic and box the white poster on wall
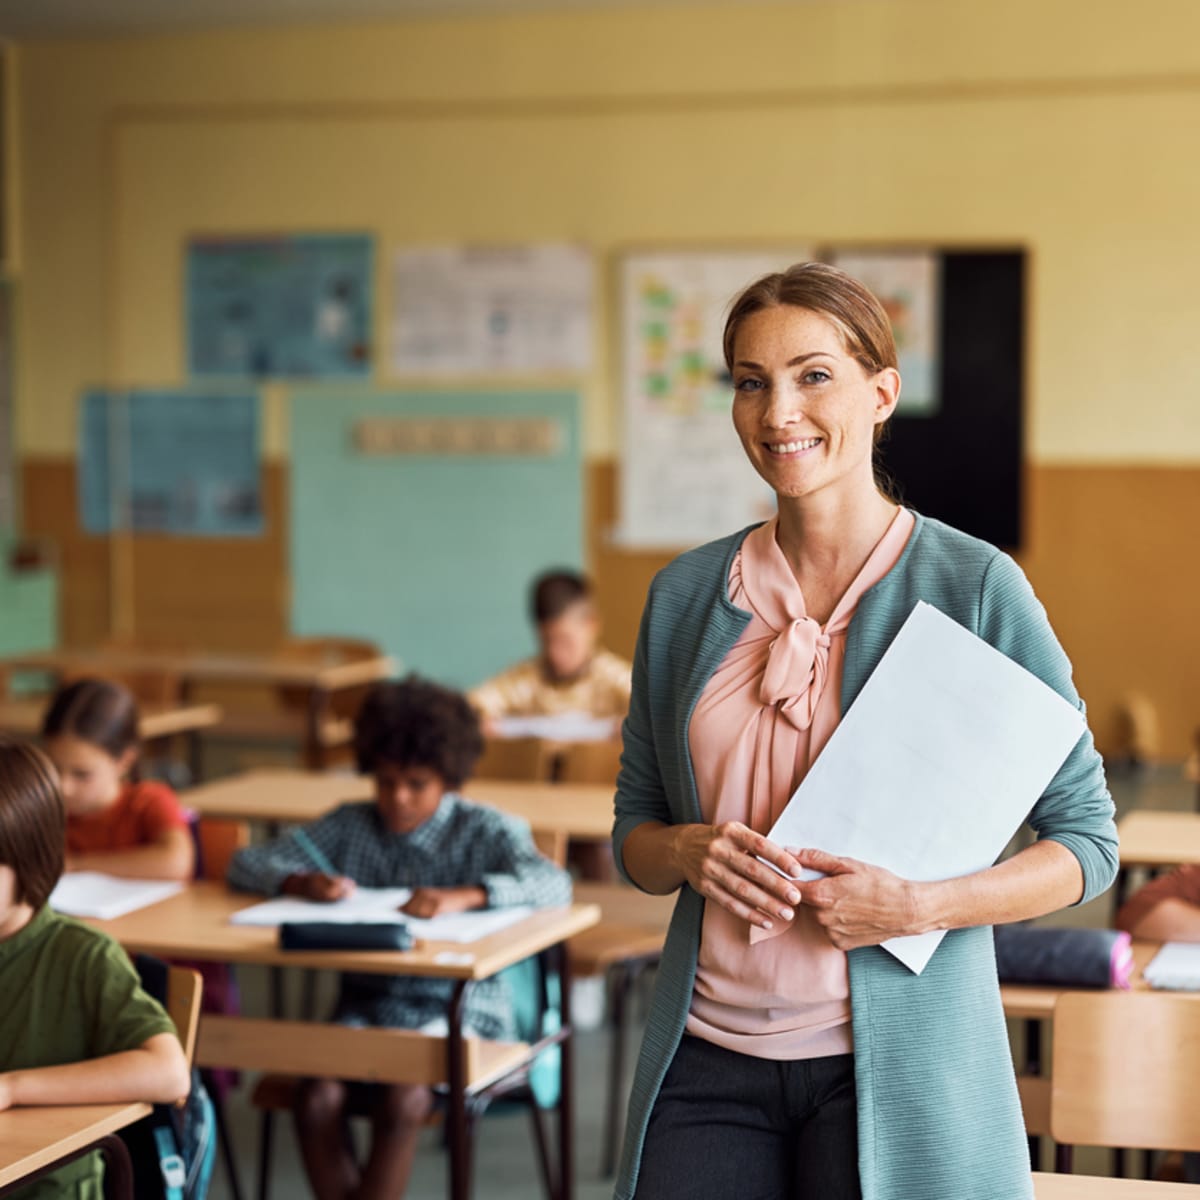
[616,249,810,549]
[828,249,940,416]
[389,244,594,375]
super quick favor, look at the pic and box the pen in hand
[291,828,356,902]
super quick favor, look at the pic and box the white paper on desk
[50,872,182,920]
[1144,943,1200,991]
[763,601,1086,975]
[230,888,533,944]
[491,713,618,743]
[229,887,414,926]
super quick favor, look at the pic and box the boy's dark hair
[353,675,484,790]
[41,677,141,758]
[531,569,592,624]
[0,738,66,909]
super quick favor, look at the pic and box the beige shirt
[469,648,633,720]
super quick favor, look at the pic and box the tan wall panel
[588,461,1200,761]
[21,458,288,654]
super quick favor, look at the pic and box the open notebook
[50,872,183,920]
[1144,942,1200,990]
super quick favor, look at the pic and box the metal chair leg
[206,1074,247,1200]
[257,1109,275,1200]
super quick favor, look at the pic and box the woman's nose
[762,382,803,428]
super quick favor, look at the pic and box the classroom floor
[199,760,1193,1200]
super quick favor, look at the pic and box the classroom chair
[476,735,554,782]
[554,739,622,787]
[1050,991,1200,1172]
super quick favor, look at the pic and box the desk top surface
[184,767,615,838]
[0,648,396,689]
[1033,1172,1200,1197]
[1000,940,1160,1019]
[1118,809,1200,867]
[0,699,222,740]
[88,880,598,980]
[0,1102,150,1190]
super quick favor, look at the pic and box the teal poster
[187,234,372,378]
[80,390,262,536]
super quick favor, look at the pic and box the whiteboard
[616,249,810,549]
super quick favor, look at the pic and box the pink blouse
[686,507,916,1060]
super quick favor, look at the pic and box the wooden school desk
[1115,810,1200,905]
[182,766,615,841]
[88,882,599,1200]
[1033,1173,1200,1197]
[0,1102,149,1199]
[0,698,223,778]
[0,647,396,769]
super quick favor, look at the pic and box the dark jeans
[634,1035,860,1200]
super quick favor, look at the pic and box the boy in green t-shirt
[0,739,190,1199]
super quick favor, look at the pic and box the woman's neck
[774,481,899,602]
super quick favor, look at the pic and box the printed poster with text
[618,250,809,549]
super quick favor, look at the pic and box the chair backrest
[555,739,622,786]
[193,816,251,881]
[531,828,568,868]
[165,965,204,1067]
[475,735,553,782]
[1051,990,1200,1153]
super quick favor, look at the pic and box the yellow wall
[10,0,1200,752]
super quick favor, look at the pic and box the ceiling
[0,0,732,40]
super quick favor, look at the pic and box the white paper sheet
[763,601,1087,974]
[50,872,183,920]
[229,887,533,944]
[491,712,618,743]
[1144,942,1200,991]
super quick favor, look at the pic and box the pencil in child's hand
[293,828,340,878]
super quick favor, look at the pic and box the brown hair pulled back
[0,738,66,909]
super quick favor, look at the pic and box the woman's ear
[873,367,901,425]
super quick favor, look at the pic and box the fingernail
[787,889,800,904]
[762,919,773,930]
[778,907,793,920]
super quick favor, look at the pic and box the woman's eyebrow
[734,351,836,370]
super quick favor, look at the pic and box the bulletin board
[617,247,1025,551]
[289,390,583,687]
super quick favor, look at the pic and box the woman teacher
[612,263,1116,1200]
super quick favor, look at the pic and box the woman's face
[730,305,899,504]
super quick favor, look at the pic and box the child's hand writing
[282,872,356,903]
[402,886,487,919]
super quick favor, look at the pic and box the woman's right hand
[670,822,804,930]
[281,872,356,902]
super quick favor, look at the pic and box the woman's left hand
[793,848,928,950]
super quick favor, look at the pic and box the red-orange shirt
[66,779,189,854]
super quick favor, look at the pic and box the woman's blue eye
[803,369,831,384]
[734,378,764,392]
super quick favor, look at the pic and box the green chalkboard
[289,390,582,689]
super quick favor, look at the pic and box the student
[0,738,191,1199]
[41,678,195,882]
[469,569,632,725]
[1116,865,1200,941]
[227,675,572,1200]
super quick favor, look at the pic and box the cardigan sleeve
[612,577,674,891]
[977,551,1118,904]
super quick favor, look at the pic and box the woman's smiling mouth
[765,437,823,456]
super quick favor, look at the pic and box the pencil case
[278,922,414,952]
[993,924,1132,989]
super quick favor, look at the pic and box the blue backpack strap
[153,1125,186,1200]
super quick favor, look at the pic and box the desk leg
[556,940,574,1200]
[447,980,474,1200]
[1114,867,1130,909]
[1025,1018,1042,1169]
[305,687,331,771]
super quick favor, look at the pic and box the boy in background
[470,569,632,727]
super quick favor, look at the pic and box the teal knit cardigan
[611,512,1118,1200]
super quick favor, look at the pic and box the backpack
[119,954,217,1200]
